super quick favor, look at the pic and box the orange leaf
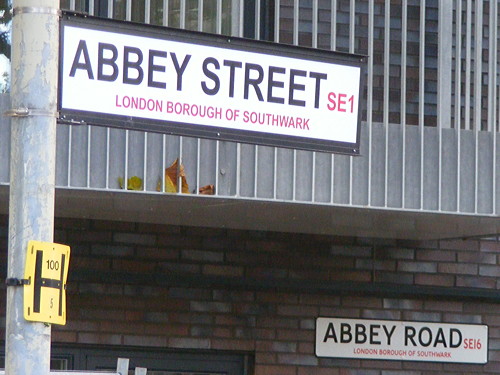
[164,158,190,194]
[199,184,215,195]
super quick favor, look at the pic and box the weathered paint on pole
[6,0,59,374]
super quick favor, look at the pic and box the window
[53,345,249,375]
[2,345,250,374]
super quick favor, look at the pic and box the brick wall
[0,215,499,374]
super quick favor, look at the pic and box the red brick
[458,251,497,264]
[277,354,318,366]
[254,365,295,375]
[479,265,500,277]
[299,367,340,375]
[423,300,463,312]
[100,321,145,334]
[440,239,479,251]
[341,296,382,309]
[114,232,156,246]
[416,249,455,262]
[256,341,297,353]
[213,327,232,338]
[414,273,454,287]
[298,342,314,354]
[330,270,372,282]
[438,262,478,275]
[480,240,500,252]
[299,294,340,306]
[78,332,123,345]
[138,246,179,260]
[215,315,254,326]
[247,266,288,279]
[202,264,244,277]
[112,259,156,272]
[182,249,224,262]
[255,353,277,365]
[277,305,319,317]
[277,329,315,342]
[213,290,255,302]
[143,323,189,336]
[245,240,289,252]
[211,339,255,351]
[123,334,166,347]
[226,250,270,265]
[168,337,210,349]
[398,261,437,273]
[253,328,276,340]
[376,247,414,260]
[258,317,299,329]
[71,256,111,270]
[157,234,202,248]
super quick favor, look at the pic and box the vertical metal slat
[108,0,114,19]
[143,133,148,191]
[235,142,241,196]
[126,0,132,21]
[312,0,318,48]
[464,0,472,130]
[163,0,169,26]
[198,0,204,32]
[180,0,186,29]
[330,0,337,51]
[196,138,201,194]
[455,0,462,211]
[179,136,184,193]
[215,140,220,195]
[274,0,280,42]
[473,0,483,213]
[161,134,166,193]
[273,148,278,200]
[86,126,91,188]
[67,126,72,187]
[293,0,299,46]
[145,0,151,23]
[105,128,110,189]
[367,0,374,206]
[216,0,223,34]
[124,130,129,190]
[383,0,390,207]
[253,146,258,197]
[488,1,500,215]
[401,0,407,207]
[255,0,261,39]
[419,0,426,209]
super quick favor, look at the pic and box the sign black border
[58,11,366,155]
[315,316,489,365]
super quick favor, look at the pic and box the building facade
[0,0,499,374]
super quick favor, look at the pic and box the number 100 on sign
[24,241,71,325]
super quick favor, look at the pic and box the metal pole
[5,0,59,374]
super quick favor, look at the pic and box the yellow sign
[24,241,70,325]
